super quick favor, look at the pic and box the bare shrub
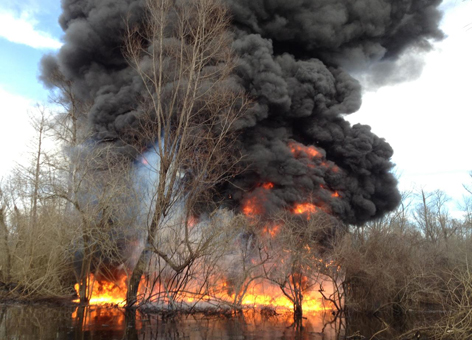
[222,210,344,318]
[137,210,244,309]
[0,172,77,298]
[336,225,444,314]
[336,188,472,318]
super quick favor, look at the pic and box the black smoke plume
[41,0,444,225]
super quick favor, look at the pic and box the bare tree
[459,196,472,237]
[0,169,76,297]
[41,64,92,214]
[0,187,11,284]
[0,104,139,300]
[136,209,243,309]
[49,143,141,302]
[123,0,248,306]
[414,189,458,245]
[12,106,53,231]
[37,64,139,302]
[414,189,437,243]
[365,190,414,235]
[257,211,340,320]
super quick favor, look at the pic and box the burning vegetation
[6,0,472,338]
[71,208,341,318]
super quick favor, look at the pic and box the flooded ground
[0,303,438,339]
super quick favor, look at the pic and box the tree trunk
[31,114,44,230]
[0,208,11,282]
[126,252,146,307]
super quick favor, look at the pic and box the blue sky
[0,0,62,100]
[0,0,471,212]
[0,0,62,176]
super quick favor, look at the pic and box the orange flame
[235,281,328,312]
[159,277,331,312]
[262,182,274,189]
[242,182,274,218]
[73,272,333,313]
[289,141,321,158]
[288,141,341,177]
[293,203,319,216]
[74,273,128,306]
[242,196,265,217]
[263,223,280,238]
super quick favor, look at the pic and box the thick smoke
[41,0,444,225]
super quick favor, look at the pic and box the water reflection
[134,310,342,340]
[0,304,74,339]
[1,304,345,339]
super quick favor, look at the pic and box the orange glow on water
[72,306,125,331]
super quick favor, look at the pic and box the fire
[288,141,342,177]
[72,274,334,313]
[68,174,337,316]
[289,141,321,159]
[320,185,341,199]
[242,182,274,218]
[74,273,128,306]
[291,203,325,220]
[263,223,280,238]
[236,282,327,312]
[292,203,319,216]
[177,277,331,312]
[242,196,264,217]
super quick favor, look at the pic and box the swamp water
[0,304,436,339]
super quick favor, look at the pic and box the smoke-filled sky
[0,0,471,214]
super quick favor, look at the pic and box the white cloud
[0,86,36,177]
[347,1,472,204]
[0,9,62,49]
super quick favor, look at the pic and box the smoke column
[41,0,444,225]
